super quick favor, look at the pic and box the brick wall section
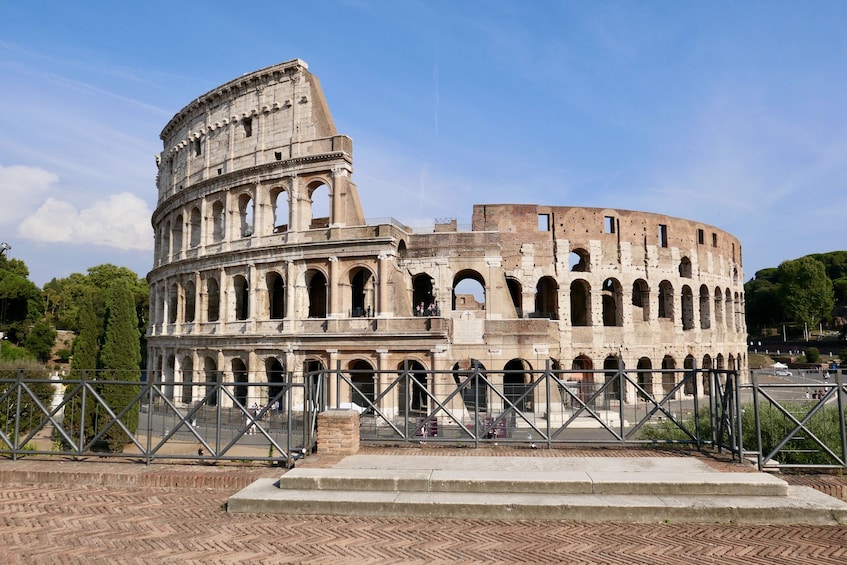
[317,410,360,455]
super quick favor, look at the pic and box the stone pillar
[376,349,391,416]
[317,410,359,455]
[377,253,391,317]
[328,256,340,318]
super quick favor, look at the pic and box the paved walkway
[1,447,846,564]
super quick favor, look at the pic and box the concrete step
[227,455,847,524]
[277,467,789,497]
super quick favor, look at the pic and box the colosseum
[147,59,747,424]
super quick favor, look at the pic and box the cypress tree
[98,281,142,452]
[65,292,99,447]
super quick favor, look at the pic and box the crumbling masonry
[147,59,747,417]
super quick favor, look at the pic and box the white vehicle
[775,369,792,376]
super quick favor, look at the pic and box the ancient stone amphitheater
[147,59,747,415]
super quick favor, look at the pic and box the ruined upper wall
[472,203,743,280]
[155,59,344,202]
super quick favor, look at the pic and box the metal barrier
[328,361,744,456]
[0,369,321,466]
[744,371,847,471]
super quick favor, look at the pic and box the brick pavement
[1,448,846,564]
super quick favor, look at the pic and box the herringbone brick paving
[1,448,845,564]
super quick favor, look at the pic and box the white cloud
[0,164,59,225]
[17,192,153,251]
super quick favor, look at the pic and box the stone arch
[161,221,171,259]
[265,357,286,409]
[267,272,286,319]
[180,356,194,404]
[699,284,711,329]
[631,279,650,322]
[681,285,694,330]
[204,356,218,407]
[348,359,375,408]
[452,270,486,311]
[571,354,594,403]
[271,187,289,233]
[184,279,196,323]
[237,192,254,237]
[569,248,590,272]
[189,207,201,248]
[570,279,591,326]
[452,359,487,412]
[348,266,375,317]
[637,357,653,399]
[233,275,249,321]
[714,287,723,326]
[412,273,436,316]
[168,282,178,324]
[701,354,712,395]
[506,277,522,318]
[602,278,623,327]
[172,214,183,255]
[210,200,225,242]
[206,277,220,322]
[503,358,533,412]
[308,181,331,229]
[305,268,328,318]
[534,276,559,320]
[231,357,249,408]
[603,356,622,400]
[661,355,676,397]
[683,354,696,395]
[725,288,733,329]
[397,359,428,415]
[658,280,674,320]
[164,355,175,400]
[397,239,408,264]
[679,256,692,278]
[716,353,725,370]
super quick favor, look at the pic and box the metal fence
[0,370,321,466]
[3,365,845,471]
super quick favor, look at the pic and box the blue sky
[1,1,846,287]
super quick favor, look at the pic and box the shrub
[0,361,54,439]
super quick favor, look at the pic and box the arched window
[189,207,201,248]
[602,278,622,326]
[681,285,694,330]
[172,214,183,257]
[168,283,178,324]
[184,280,196,323]
[713,287,723,326]
[211,200,225,242]
[306,269,327,318]
[207,278,220,322]
[452,359,487,412]
[571,355,594,404]
[569,249,590,272]
[233,275,249,321]
[637,357,653,399]
[204,357,218,407]
[699,285,711,329]
[661,355,676,398]
[238,193,254,237]
[453,270,485,311]
[231,358,248,408]
[534,276,558,320]
[658,280,674,320]
[266,358,286,409]
[180,356,194,405]
[631,279,650,321]
[309,182,331,229]
[603,356,622,400]
[398,360,428,415]
[348,359,375,409]
[504,358,533,412]
[506,277,522,318]
[570,279,591,326]
[267,272,286,319]
[272,188,289,233]
[679,257,692,278]
[350,267,375,317]
[412,273,436,316]
[725,289,733,329]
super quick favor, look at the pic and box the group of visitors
[414,302,439,317]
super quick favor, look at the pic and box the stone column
[328,256,340,318]
[377,253,392,317]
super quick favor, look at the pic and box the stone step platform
[227,455,847,525]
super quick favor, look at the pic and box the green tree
[98,281,141,452]
[24,320,57,363]
[0,255,42,342]
[805,347,820,363]
[744,271,782,331]
[64,293,100,448]
[778,257,835,338]
[0,361,53,438]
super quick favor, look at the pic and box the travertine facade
[147,59,747,414]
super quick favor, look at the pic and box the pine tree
[98,281,142,452]
[65,292,99,448]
